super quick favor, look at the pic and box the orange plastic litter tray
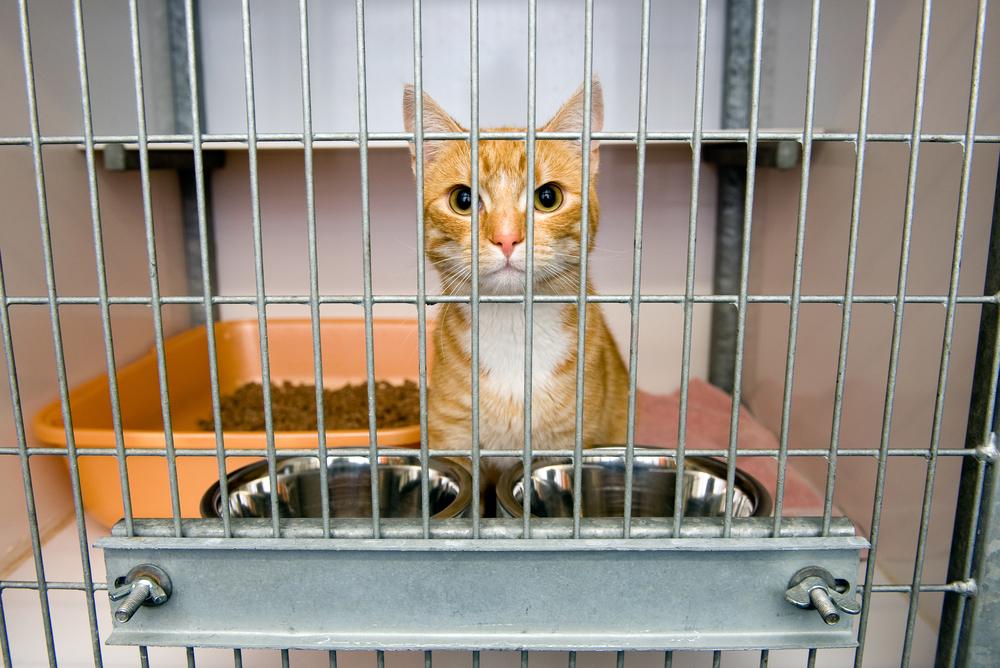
[32,318,434,528]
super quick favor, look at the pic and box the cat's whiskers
[438,269,473,295]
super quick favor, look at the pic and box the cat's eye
[534,183,563,212]
[449,186,475,215]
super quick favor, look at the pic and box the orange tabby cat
[403,83,628,476]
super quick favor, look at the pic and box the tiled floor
[2,518,937,668]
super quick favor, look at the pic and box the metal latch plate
[100,535,866,651]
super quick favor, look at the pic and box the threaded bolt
[809,587,840,625]
[114,580,153,623]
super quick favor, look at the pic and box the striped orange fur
[403,83,628,478]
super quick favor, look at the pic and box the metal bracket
[100,530,867,652]
[101,143,225,172]
[702,140,802,170]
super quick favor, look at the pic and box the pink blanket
[635,379,827,516]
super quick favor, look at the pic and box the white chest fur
[458,303,572,400]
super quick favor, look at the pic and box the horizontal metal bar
[868,581,977,595]
[111,517,859,540]
[1,131,999,147]
[1,446,981,458]
[101,536,868,553]
[3,294,998,306]
[2,576,971,595]
[0,580,108,592]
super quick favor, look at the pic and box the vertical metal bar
[821,0,879,535]
[424,650,432,668]
[615,651,624,668]
[944,397,993,660]
[847,4,910,666]
[712,651,721,668]
[186,646,196,668]
[233,648,243,668]
[721,0,764,538]
[354,0,381,538]
[901,1,987,663]
[18,2,104,664]
[119,0,187,537]
[664,651,672,668]
[239,0,281,536]
[520,650,528,668]
[958,434,1000,666]
[709,0,753,392]
[281,649,290,668]
[622,0,652,539]
[523,0,538,536]
[172,5,213,323]
[297,0,331,539]
[167,0,193,136]
[184,0,230,538]
[0,259,57,666]
[329,650,336,668]
[939,167,1000,667]
[571,0,595,539]
[411,0,431,538]
[0,592,9,668]
[171,0,218,331]
[771,0,821,536]
[469,0,482,537]
[674,0,709,537]
[139,646,150,668]
[377,649,385,668]
[472,651,480,668]
[569,652,576,668]
[79,0,136,536]
[758,650,768,667]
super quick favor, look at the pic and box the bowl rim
[200,454,473,520]
[495,445,773,519]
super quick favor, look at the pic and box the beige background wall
[0,1,189,573]
[743,0,1000,626]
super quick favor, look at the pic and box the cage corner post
[937,159,1000,668]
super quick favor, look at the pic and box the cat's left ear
[403,85,465,172]
[541,80,604,169]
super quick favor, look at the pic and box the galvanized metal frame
[100,531,866,652]
[0,0,997,665]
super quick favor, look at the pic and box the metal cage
[0,0,998,666]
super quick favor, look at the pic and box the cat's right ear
[403,85,464,172]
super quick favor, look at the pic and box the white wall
[199,0,727,135]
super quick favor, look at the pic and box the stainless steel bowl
[201,455,472,520]
[496,448,771,518]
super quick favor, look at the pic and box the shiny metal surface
[496,449,770,519]
[201,456,471,520]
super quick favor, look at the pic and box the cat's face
[403,84,603,295]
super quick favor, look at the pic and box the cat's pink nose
[490,231,523,259]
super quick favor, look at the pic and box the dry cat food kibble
[198,380,420,432]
